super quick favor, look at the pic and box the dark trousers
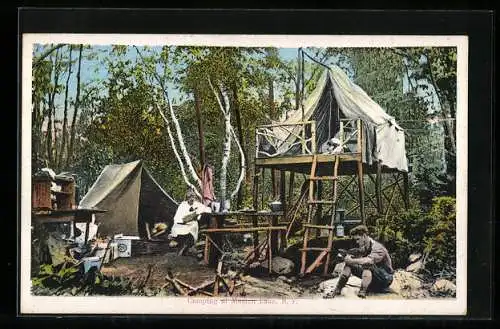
[349,264,393,292]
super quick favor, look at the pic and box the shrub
[371,196,456,280]
[372,206,430,269]
[423,196,456,278]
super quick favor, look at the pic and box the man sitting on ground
[325,225,394,298]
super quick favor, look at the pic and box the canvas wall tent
[259,65,408,172]
[78,160,178,239]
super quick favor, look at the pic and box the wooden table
[32,208,107,244]
[200,211,287,272]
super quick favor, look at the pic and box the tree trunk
[425,53,456,156]
[32,94,40,166]
[59,45,73,171]
[220,95,232,208]
[46,50,61,167]
[231,82,246,208]
[208,78,245,206]
[156,104,202,199]
[194,88,205,170]
[66,44,83,169]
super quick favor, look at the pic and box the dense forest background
[31,45,458,278]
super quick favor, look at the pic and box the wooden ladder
[300,154,340,276]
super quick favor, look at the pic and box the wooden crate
[32,176,52,210]
[54,176,76,210]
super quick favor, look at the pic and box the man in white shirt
[168,190,211,256]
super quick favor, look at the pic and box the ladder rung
[304,224,334,229]
[309,176,338,181]
[300,248,331,252]
[308,200,335,204]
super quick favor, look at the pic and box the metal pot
[268,201,283,212]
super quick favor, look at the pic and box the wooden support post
[84,219,90,244]
[207,215,223,267]
[280,170,286,215]
[252,217,259,260]
[376,162,383,215]
[300,227,309,275]
[268,230,273,274]
[253,166,259,211]
[270,215,279,255]
[403,172,410,209]
[323,229,334,276]
[204,234,210,265]
[357,161,365,224]
[357,119,365,224]
[261,168,266,209]
[288,172,295,206]
[279,170,287,252]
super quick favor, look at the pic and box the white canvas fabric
[263,66,408,172]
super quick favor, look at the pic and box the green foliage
[32,262,134,296]
[372,205,431,269]
[371,196,456,278]
[32,262,81,289]
[423,196,456,276]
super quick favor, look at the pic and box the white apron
[170,201,211,242]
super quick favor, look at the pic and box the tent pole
[357,119,365,224]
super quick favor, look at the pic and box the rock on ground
[408,253,422,263]
[405,260,424,273]
[239,275,303,298]
[318,276,362,298]
[271,256,295,275]
[389,270,429,298]
[258,256,295,275]
[430,279,456,297]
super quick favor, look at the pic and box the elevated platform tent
[254,65,410,225]
[78,160,178,239]
[256,65,408,175]
[254,64,410,276]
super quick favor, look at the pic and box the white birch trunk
[208,78,245,203]
[220,95,232,206]
[134,46,202,192]
[155,104,202,199]
[164,91,203,189]
[229,125,246,200]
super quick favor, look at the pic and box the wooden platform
[255,153,400,175]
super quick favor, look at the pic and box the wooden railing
[255,119,363,158]
[256,120,316,158]
[336,118,363,154]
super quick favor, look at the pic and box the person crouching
[325,225,394,299]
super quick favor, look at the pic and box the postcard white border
[20,34,468,315]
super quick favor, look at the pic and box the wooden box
[32,176,52,210]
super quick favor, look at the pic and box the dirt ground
[101,252,215,289]
[99,251,454,300]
